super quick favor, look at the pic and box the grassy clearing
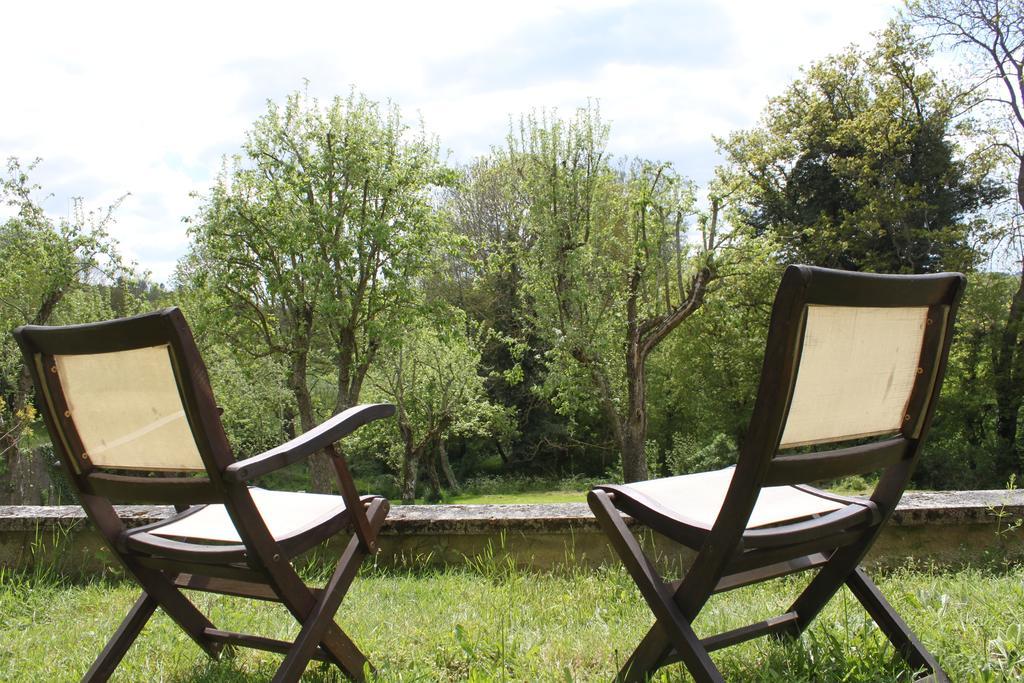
[440,490,586,505]
[1,560,1022,681]
[412,471,881,506]
[421,483,878,506]
[411,475,596,505]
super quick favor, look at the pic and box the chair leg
[127,565,224,659]
[845,568,948,681]
[589,490,723,683]
[616,623,675,683]
[780,545,948,682]
[273,537,369,683]
[81,592,158,683]
[272,498,388,683]
[777,544,863,640]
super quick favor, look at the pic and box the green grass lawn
[1,561,1022,681]
[442,490,586,505]
[424,481,877,506]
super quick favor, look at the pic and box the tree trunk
[282,404,297,440]
[424,441,442,502]
[495,441,509,465]
[1,441,53,506]
[438,438,460,492]
[6,446,52,505]
[621,428,648,483]
[621,337,649,483]
[307,455,334,494]
[400,440,421,504]
[289,349,334,494]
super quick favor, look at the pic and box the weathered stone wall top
[1,489,1021,535]
[889,489,1024,525]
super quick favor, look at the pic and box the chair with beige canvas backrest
[15,307,393,683]
[589,265,965,682]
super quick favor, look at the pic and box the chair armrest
[223,403,395,483]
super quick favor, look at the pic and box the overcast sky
[1,0,904,282]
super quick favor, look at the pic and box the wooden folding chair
[589,265,965,682]
[14,307,393,682]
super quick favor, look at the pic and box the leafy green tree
[185,89,444,491]
[367,313,509,502]
[646,246,782,474]
[719,22,1000,274]
[439,157,565,473]
[908,0,1024,476]
[667,432,738,476]
[918,271,1018,487]
[172,257,296,458]
[500,107,728,482]
[0,158,132,503]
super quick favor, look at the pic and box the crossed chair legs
[588,489,949,683]
[84,498,388,683]
[82,489,947,683]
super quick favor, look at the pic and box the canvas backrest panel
[54,344,205,471]
[778,304,928,449]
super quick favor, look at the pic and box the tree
[719,22,1000,274]
[503,107,727,482]
[368,314,508,503]
[646,247,782,475]
[186,88,443,491]
[916,271,1017,487]
[0,158,130,503]
[908,0,1024,475]
[439,157,566,473]
[172,271,295,458]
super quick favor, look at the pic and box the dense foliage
[2,12,1023,501]
[182,89,447,492]
[0,158,145,503]
[719,23,1001,274]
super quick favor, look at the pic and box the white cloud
[1,0,902,282]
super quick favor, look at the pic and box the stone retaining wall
[1,490,1022,575]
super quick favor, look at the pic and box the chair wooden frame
[589,265,966,683]
[14,308,393,682]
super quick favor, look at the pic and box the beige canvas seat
[589,265,965,683]
[134,488,374,544]
[14,308,393,682]
[606,466,867,538]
